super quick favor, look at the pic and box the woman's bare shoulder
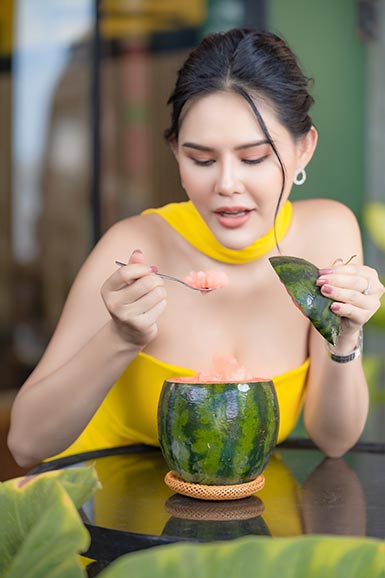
[291,198,363,264]
[293,198,358,225]
[94,212,170,263]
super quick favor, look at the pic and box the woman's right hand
[101,249,167,347]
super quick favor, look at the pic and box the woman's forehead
[178,90,286,143]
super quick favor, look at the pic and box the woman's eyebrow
[235,140,270,150]
[182,140,270,152]
[182,142,214,151]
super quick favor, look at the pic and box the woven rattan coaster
[164,471,265,501]
[165,494,265,520]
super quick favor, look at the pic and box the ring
[362,279,370,296]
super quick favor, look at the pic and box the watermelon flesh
[183,270,229,290]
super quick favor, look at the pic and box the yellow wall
[0,0,13,56]
[103,0,206,39]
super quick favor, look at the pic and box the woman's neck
[142,200,293,264]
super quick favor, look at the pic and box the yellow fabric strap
[142,200,293,263]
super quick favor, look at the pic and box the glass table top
[31,440,385,565]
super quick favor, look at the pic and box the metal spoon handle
[114,261,213,293]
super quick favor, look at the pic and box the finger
[129,248,145,265]
[319,264,369,277]
[134,294,168,323]
[318,267,384,299]
[319,283,376,309]
[104,262,153,292]
[123,277,166,307]
[329,300,371,324]
[107,276,165,311]
[113,285,167,324]
[317,273,371,296]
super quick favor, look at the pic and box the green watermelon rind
[269,256,341,346]
[158,380,279,486]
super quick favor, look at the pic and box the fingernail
[318,268,333,275]
[132,248,143,255]
[316,277,328,286]
[331,302,340,312]
[149,265,158,273]
[321,284,332,294]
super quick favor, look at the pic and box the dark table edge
[28,438,385,475]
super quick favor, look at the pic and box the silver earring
[294,168,306,185]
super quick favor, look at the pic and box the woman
[8,29,384,467]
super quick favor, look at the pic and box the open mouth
[215,207,253,217]
[214,207,254,228]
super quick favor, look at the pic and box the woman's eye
[242,156,268,165]
[192,158,215,166]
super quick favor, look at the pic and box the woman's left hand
[316,261,385,336]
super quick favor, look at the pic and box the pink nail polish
[318,268,333,275]
[331,302,340,312]
[316,277,327,286]
[150,265,158,273]
[322,284,332,294]
[132,248,143,255]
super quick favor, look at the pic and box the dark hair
[165,29,314,233]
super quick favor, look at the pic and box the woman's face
[173,90,315,250]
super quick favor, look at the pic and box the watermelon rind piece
[269,255,341,346]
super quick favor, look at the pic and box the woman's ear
[168,136,179,161]
[297,125,318,168]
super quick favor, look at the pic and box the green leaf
[3,465,101,509]
[99,535,385,578]
[364,203,385,253]
[0,466,100,578]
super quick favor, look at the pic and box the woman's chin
[213,228,263,251]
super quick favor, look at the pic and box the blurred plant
[361,202,385,407]
[0,466,100,578]
[363,202,385,329]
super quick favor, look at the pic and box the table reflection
[77,446,368,540]
[301,457,366,535]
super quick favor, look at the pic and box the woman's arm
[303,204,384,457]
[8,223,167,467]
[304,326,369,457]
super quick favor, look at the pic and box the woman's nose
[214,161,244,196]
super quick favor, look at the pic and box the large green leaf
[100,535,385,578]
[3,465,101,509]
[364,203,385,253]
[0,466,100,578]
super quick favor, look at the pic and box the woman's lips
[214,207,254,229]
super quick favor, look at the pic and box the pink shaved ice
[183,270,229,290]
[177,354,263,383]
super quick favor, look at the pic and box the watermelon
[269,255,341,346]
[158,377,279,486]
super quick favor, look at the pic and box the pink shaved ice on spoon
[183,270,229,290]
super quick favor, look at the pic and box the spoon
[115,261,215,293]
